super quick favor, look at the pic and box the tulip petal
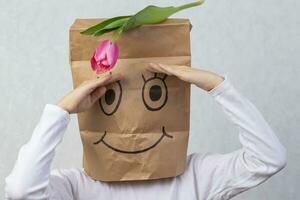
[94,40,110,60]
[101,59,109,66]
[96,68,106,74]
[106,42,119,67]
[90,54,98,71]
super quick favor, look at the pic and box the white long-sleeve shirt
[5,77,287,200]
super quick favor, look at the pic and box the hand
[147,63,224,91]
[57,72,124,114]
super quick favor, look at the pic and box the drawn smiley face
[93,73,173,154]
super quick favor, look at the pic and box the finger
[158,64,184,77]
[90,86,107,103]
[147,63,172,75]
[86,73,124,91]
[101,73,124,85]
[159,64,194,83]
[146,63,162,73]
[157,64,176,75]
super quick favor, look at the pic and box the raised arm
[5,104,71,199]
[147,63,287,199]
[5,73,123,199]
[201,77,286,199]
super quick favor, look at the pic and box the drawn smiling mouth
[93,126,173,154]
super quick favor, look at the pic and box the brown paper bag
[69,18,191,181]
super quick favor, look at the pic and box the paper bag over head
[69,18,191,181]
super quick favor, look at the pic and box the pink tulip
[90,40,119,74]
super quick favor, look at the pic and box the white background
[0,0,299,199]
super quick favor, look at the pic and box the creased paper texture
[69,19,191,181]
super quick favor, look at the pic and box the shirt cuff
[43,104,71,124]
[208,75,233,97]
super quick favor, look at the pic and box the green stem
[111,31,119,42]
[111,29,121,42]
[176,0,205,11]
[111,22,126,42]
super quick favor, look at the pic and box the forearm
[5,104,70,199]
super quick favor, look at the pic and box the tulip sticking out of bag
[84,0,205,74]
[90,40,119,74]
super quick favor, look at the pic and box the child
[5,63,287,200]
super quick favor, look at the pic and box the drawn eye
[142,73,168,111]
[99,81,122,116]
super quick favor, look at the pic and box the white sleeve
[5,104,74,200]
[194,77,287,199]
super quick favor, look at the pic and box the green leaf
[123,0,205,31]
[93,28,117,36]
[94,17,130,36]
[80,16,131,35]
[80,0,205,38]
